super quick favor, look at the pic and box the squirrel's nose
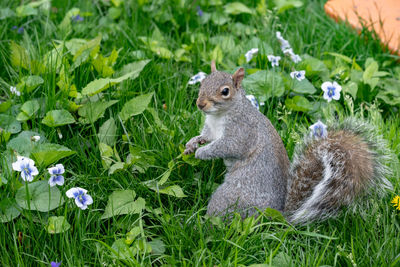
[197,99,206,110]
[197,102,206,110]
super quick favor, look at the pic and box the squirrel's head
[196,61,245,115]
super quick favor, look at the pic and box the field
[0,0,400,266]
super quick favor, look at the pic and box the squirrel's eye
[221,87,230,97]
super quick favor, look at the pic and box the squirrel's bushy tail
[285,118,393,224]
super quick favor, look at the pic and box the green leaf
[263,207,286,222]
[16,4,38,17]
[119,92,154,121]
[325,52,352,64]
[42,110,76,127]
[6,131,45,156]
[98,118,117,146]
[342,81,358,99]
[0,8,15,20]
[15,181,64,212]
[0,100,12,113]
[363,59,379,89]
[101,190,145,219]
[0,114,21,134]
[78,100,118,124]
[10,41,30,69]
[298,56,329,78]
[148,239,166,255]
[242,70,284,102]
[17,99,40,122]
[0,199,20,223]
[47,216,71,234]
[71,36,102,70]
[99,142,114,169]
[31,143,75,167]
[273,0,303,13]
[148,184,186,198]
[81,60,150,96]
[109,162,125,175]
[291,78,316,94]
[211,11,230,25]
[376,78,400,106]
[285,96,312,112]
[224,2,254,15]
[17,76,44,93]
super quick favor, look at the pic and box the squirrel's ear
[232,67,245,89]
[211,61,217,72]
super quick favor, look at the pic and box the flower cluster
[12,156,93,210]
[276,32,302,63]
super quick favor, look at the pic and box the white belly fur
[205,114,225,141]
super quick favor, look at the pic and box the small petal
[66,187,87,198]
[31,136,40,142]
[50,262,61,267]
[267,55,281,67]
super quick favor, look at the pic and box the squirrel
[184,61,393,224]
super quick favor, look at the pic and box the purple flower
[309,120,328,139]
[72,14,84,22]
[66,187,93,210]
[12,156,39,182]
[48,164,65,187]
[17,27,24,34]
[321,81,342,102]
[196,6,203,17]
[12,26,18,30]
[50,262,61,267]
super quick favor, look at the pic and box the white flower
[267,55,281,67]
[12,156,39,182]
[309,120,328,139]
[10,86,21,96]
[276,32,291,51]
[246,95,259,110]
[283,48,301,63]
[290,70,306,81]
[188,72,207,85]
[48,164,65,187]
[66,187,93,210]
[245,48,259,63]
[31,136,41,142]
[290,54,302,63]
[321,81,342,102]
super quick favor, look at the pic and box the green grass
[1,0,400,266]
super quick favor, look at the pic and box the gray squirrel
[184,62,392,224]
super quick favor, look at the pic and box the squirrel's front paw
[184,138,199,155]
[195,147,209,160]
